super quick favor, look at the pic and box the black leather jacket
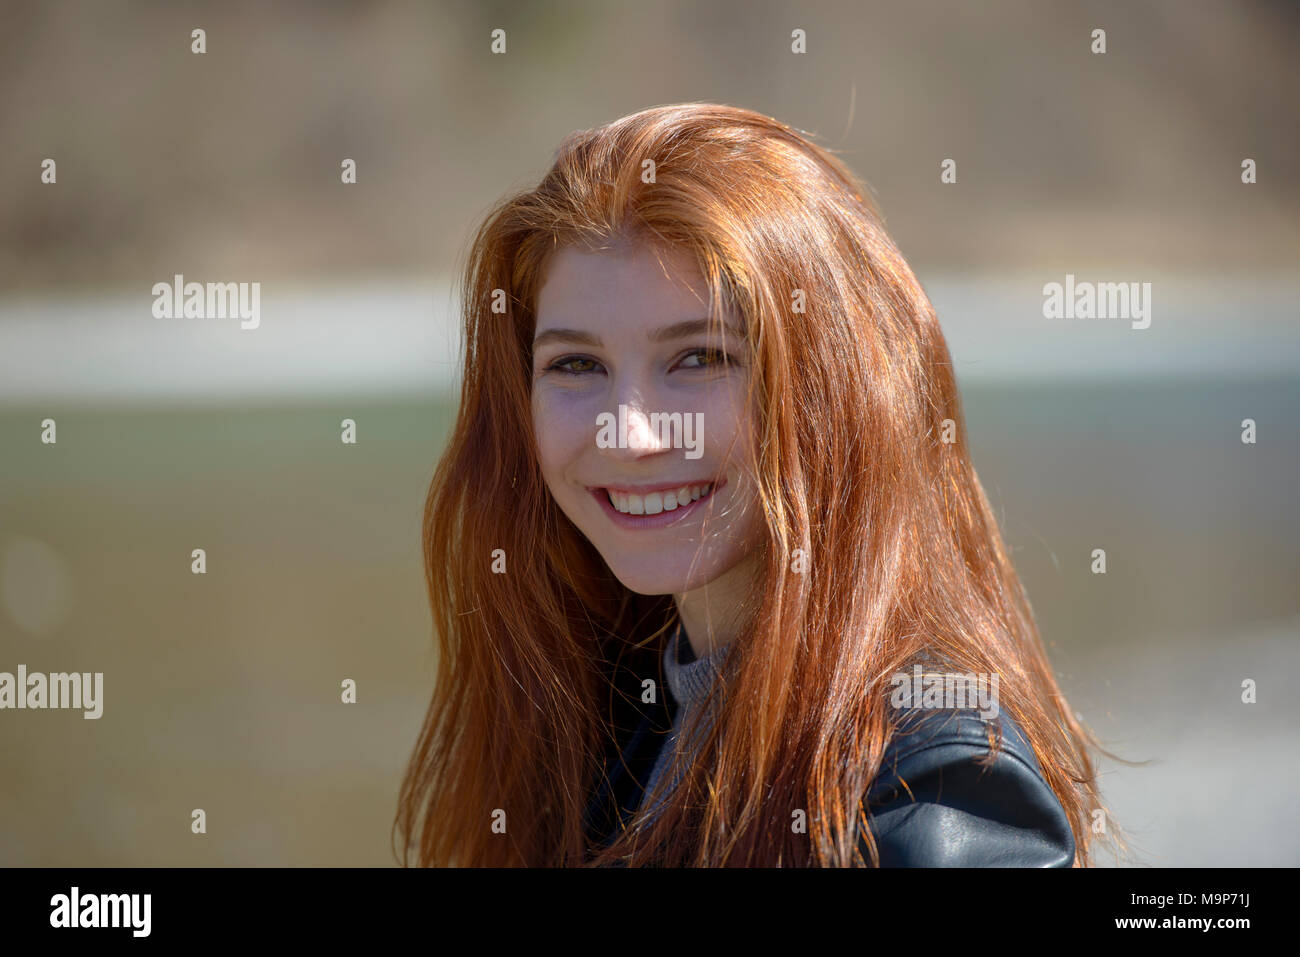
[864,706,1075,866]
[583,692,1075,867]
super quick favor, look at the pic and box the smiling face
[530,239,764,598]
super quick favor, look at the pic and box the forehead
[534,242,712,333]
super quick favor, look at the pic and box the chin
[600,549,739,597]
[604,562,697,597]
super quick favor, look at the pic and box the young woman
[395,102,1118,867]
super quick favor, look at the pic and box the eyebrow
[532,317,745,351]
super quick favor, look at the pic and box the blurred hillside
[1,0,1297,292]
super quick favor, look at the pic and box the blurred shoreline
[2,273,1297,408]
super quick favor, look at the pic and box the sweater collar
[662,621,731,711]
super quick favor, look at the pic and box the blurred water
[1,279,1297,865]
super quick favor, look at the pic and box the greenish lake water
[1,377,1297,864]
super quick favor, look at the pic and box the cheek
[705,384,764,540]
[701,382,754,464]
[532,389,591,485]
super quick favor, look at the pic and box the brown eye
[548,355,601,375]
[678,348,729,369]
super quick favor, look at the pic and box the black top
[582,648,1076,866]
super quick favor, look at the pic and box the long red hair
[395,102,1121,866]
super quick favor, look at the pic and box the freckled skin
[531,243,764,648]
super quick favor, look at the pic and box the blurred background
[1,0,1297,866]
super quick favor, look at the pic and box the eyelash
[546,355,600,376]
[544,348,734,376]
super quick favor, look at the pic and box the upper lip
[587,478,720,495]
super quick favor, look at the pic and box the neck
[673,548,761,659]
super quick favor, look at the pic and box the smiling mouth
[598,481,719,516]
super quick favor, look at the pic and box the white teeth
[605,483,716,516]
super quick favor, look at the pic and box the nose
[598,387,675,460]
[624,403,666,453]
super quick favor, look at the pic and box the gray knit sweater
[638,623,731,820]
